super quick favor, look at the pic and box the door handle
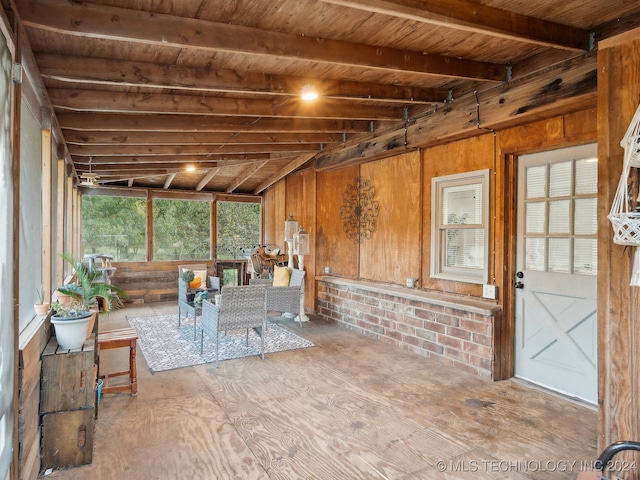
[515,281,524,289]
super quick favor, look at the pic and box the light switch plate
[482,284,497,299]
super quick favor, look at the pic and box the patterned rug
[127,313,315,372]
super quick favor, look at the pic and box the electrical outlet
[482,284,497,300]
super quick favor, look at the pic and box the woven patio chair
[178,278,202,337]
[200,284,268,367]
[249,268,306,325]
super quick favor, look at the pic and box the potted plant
[51,253,127,349]
[181,269,201,289]
[34,285,51,315]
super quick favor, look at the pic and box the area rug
[127,313,315,372]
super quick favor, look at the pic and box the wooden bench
[98,327,138,396]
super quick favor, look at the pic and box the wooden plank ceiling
[8,0,640,194]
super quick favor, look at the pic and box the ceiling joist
[37,54,450,104]
[19,0,506,81]
[320,0,589,51]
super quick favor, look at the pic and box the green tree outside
[153,198,210,260]
[82,196,262,263]
[82,196,146,261]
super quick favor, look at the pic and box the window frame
[430,169,490,284]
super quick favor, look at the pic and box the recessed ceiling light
[185,164,196,172]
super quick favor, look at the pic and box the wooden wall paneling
[285,168,316,311]
[421,134,496,297]
[111,260,215,303]
[262,180,285,249]
[315,166,359,278]
[18,319,50,480]
[564,108,597,141]
[597,30,640,451]
[359,152,421,285]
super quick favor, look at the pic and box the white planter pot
[51,313,92,349]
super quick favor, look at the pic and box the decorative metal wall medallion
[340,176,380,243]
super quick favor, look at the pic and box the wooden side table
[98,327,138,396]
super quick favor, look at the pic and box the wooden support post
[597,27,640,451]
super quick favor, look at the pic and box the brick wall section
[317,277,501,379]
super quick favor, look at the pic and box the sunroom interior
[3,0,640,479]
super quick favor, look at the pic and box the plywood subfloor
[41,302,597,479]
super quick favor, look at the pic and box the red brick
[403,335,421,347]
[386,330,403,341]
[422,341,444,354]
[397,323,415,335]
[435,313,460,327]
[460,318,490,335]
[444,347,469,363]
[415,309,436,321]
[446,326,472,341]
[437,334,462,350]
[379,318,397,330]
[463,341,491,358]
[472,332,491,346]
[416,328,437,342]
[423,320,446,334]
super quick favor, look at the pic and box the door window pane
[575,158,598,195]
[526,165,546,199]
[548,238,570,273]
[574,238,597,275]
[549,161,571,197]
[526,202,545,234]
[574,198,597,235]
[525,238,545,271]
[549,200,570,234]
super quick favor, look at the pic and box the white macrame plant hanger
[608,101,640,286]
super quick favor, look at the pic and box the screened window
[19,98,42,331]
[431,169,490,283]
[216,201,261,259]
[153,198,210,260]
[82,195,147,261]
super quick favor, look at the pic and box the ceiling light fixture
[300,84,319,101]
[185,164,196,172]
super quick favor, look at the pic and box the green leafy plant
[181,270,195,283]
[54,252,127,317]
[36,285,45,304]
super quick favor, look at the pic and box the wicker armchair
[249,269,306,324]
[178,278,202,337]
[200,284,268,367]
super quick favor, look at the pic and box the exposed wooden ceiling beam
[68,143,320,157]
[196,169,220,192]
[56,113,372,133]
[18,0,505,81]
[163,173,177,190]
[320,0,589,51]
[37,54,449,104]
[48,89,407,121]
[253,153,317,194]
[226,161,270,193]
[62,130,345,146]
[73,154,274,165]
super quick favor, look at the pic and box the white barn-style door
[515,144,598,404]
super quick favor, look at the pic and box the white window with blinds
[431,169,490,284]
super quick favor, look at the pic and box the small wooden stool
[98,327,138,396]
